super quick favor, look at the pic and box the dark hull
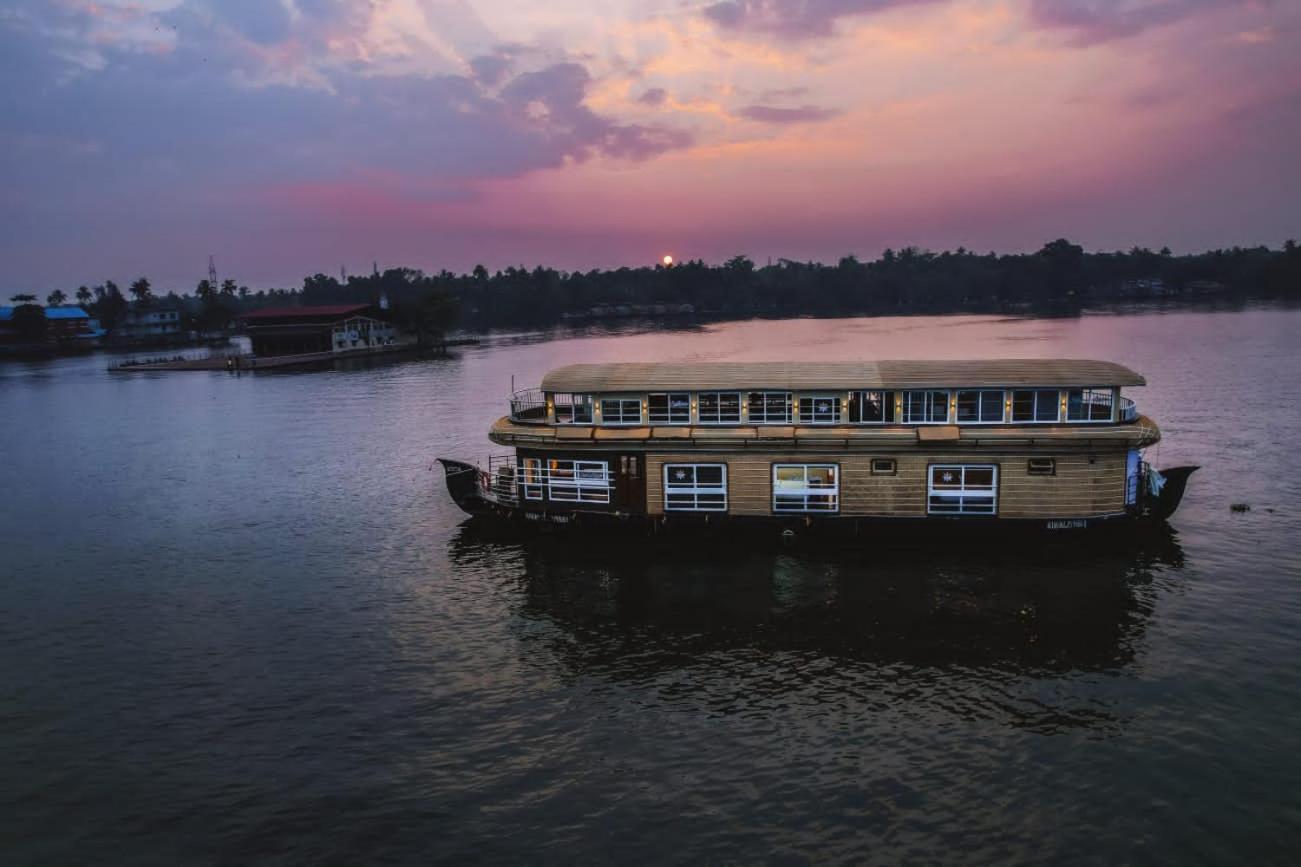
[439,459,1198,537]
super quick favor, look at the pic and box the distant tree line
[19,239,1301,335]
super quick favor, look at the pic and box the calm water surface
[2,310,1299,864]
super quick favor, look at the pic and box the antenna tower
[208,255,219,291]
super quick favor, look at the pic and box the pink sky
[1,0,1298,292]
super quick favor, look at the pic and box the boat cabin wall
[642,450,1128,519]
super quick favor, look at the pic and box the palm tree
[76,286,92,306]
[129,277,153,306]
[47,290,67,307]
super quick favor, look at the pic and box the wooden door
[615,454,647,513]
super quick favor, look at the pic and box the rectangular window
[546,459,611,503]
[903,390,950,424]
[1011,389,1060,423]
[553,393,593,424]
[849,390,894,423]
[748,391,792,424]
[600,398,642,425]
[1066,388,1114,422]
[647,392,690,424]
[663,464,727,512]
[798,395,842,425]
[773,464,839,513]
[871,458,896,475]
[1027,458,1056,476]
[956,389,1005,423]
[519,457,544,500]
[698,392,741,424]
[928,464,998,516]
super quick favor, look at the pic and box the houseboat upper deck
[441,359,1195,534]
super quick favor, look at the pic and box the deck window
[553,393,593,424]
[698,392,742,424]
[849,390,894,423]
[956,389,1005,423]
[1011,389,1060,423]
[546,459,612,503]
[600,398,642,425]
[519,457,544,500]
[663,464,727,512]
[798,395,842,425]
[773,464,839,513]
[1066,388,1114,422]
[648,392,691,425]
[903,390,950,424]
[927,464,998,516]
[748,391,793,424]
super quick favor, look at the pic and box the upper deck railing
[508,387,548,423]
[505,388,1142,426]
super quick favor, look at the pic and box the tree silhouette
[10,293,37,303]
[129,277,153,306]
[47,290,67,307]
[75,286,92,306]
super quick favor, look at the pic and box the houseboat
[440,360,1195,534]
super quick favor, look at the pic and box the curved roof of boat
[541,360,1146,392]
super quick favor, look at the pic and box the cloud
[211,0,291,45]
[701,0,943,38]
[1026,0,1235,45]
[637,87,667,106]
[737,104,841,123]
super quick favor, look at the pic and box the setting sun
[662,255,674,266]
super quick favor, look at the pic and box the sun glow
[662,254,674,266]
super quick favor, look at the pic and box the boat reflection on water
[448,520,1185,676]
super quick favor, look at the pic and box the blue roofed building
[0,305,106,353]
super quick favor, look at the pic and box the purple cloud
[737,104,841,123]
[638,87,668,106]
[703,0,943,38]
[1026,0,1234,45]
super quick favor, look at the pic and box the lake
[2,309,1299,864]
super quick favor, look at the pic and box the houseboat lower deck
[440,361,1196,536]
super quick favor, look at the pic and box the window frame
[545,458,612,503]
[663,463,728,512]
[1010,389,1062,424]
[772,463,840,513]
[599,397,643,426]
[955,389,1006,424]
[647,392,691,425]
[1065,387,1115,423]
[1027,458,1056,476]
[553,392,594,425]
[849,390,893,424]
[927,464,999,516]
[747,391,793,425]
[902,389,951,424]
[519,457,545,500]
[697,391,742,425]
[870,458,897,476]
[797,394,843,425]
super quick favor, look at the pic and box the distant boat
[440,360,1195,535]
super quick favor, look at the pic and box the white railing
[1119,397,1138,422]
[477,456,615,506]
